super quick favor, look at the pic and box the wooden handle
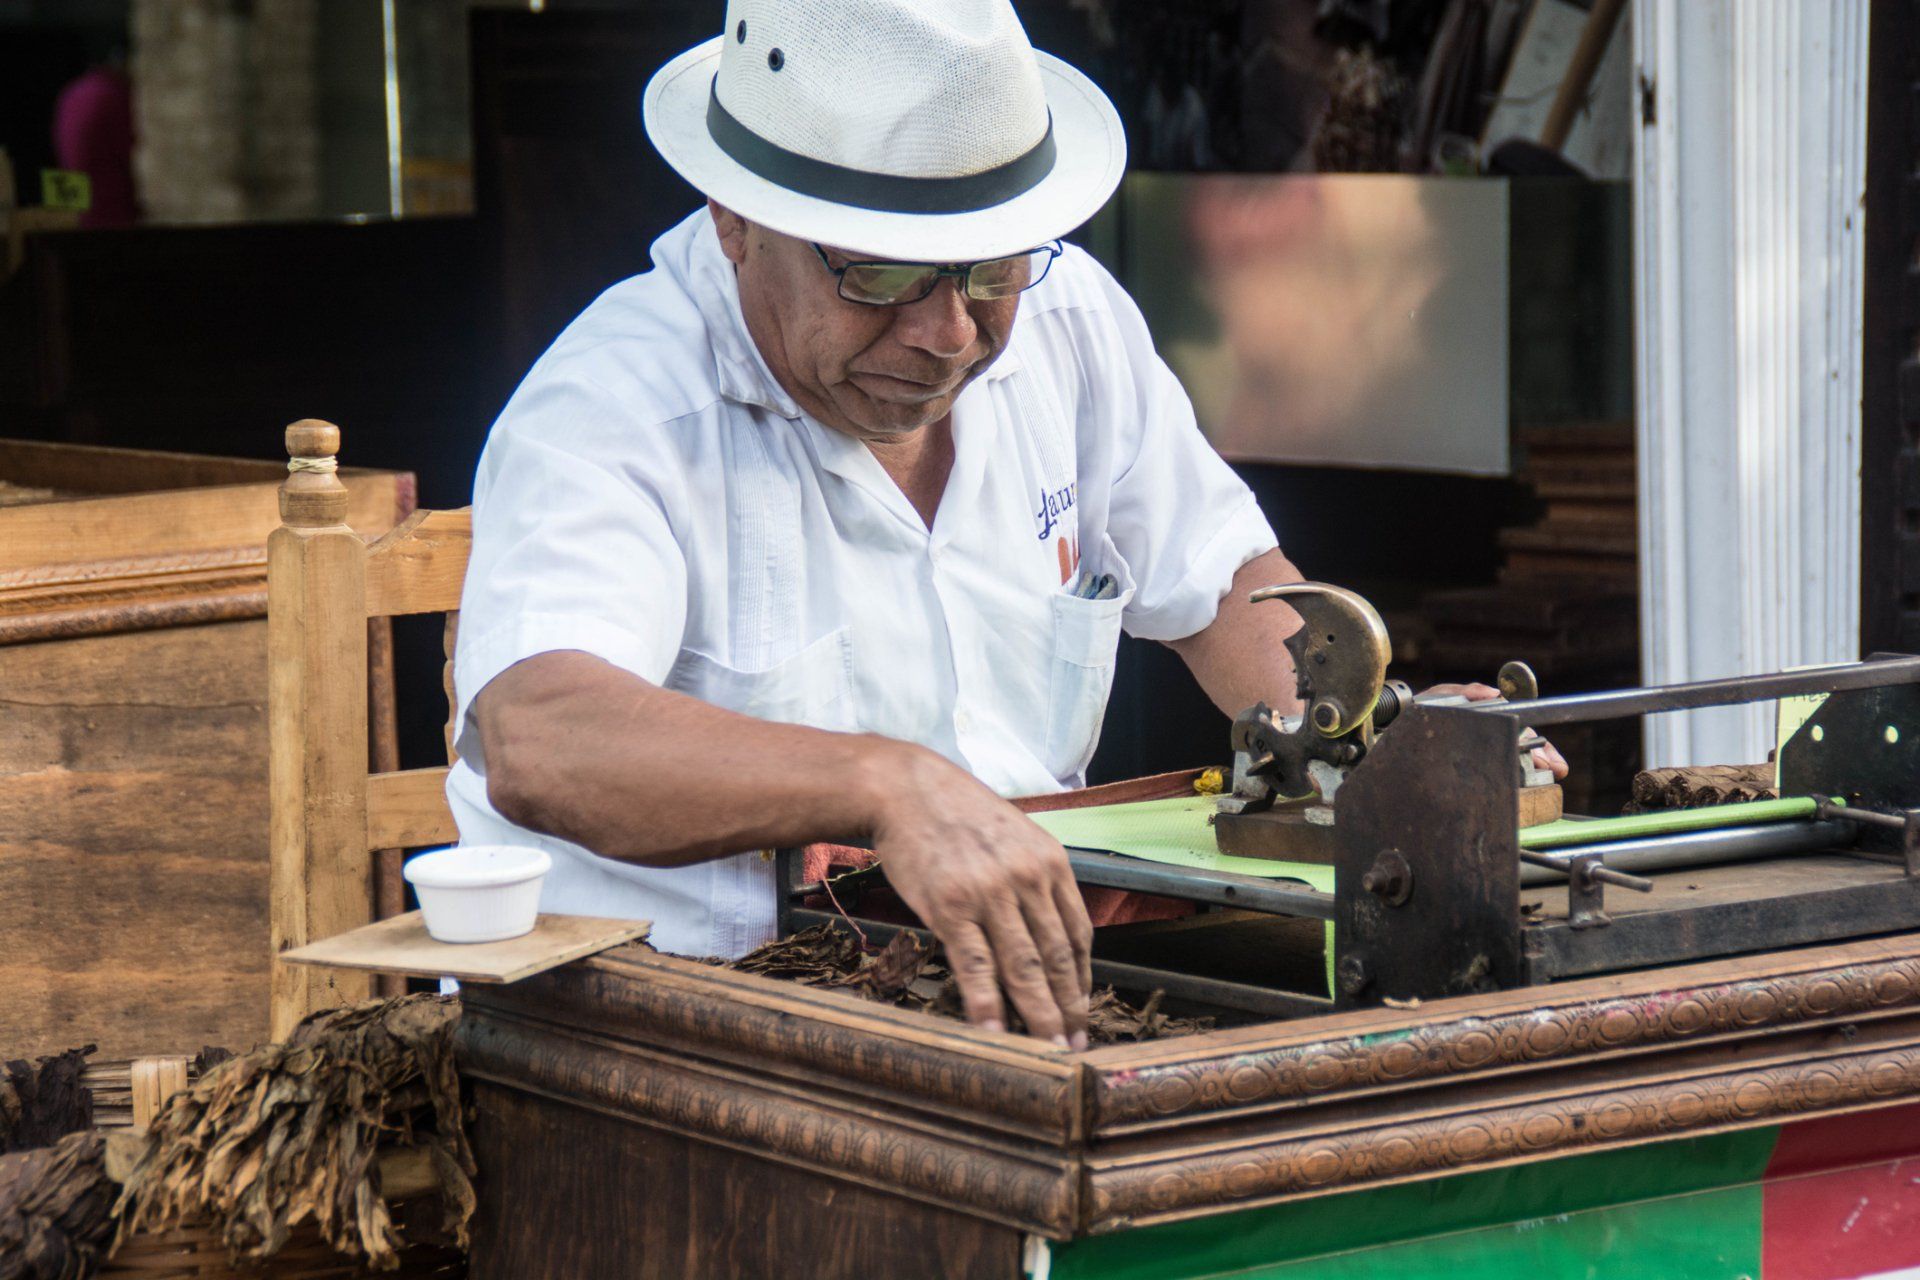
[1540,0,1629,152]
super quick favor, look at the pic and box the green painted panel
[1238,1181,1762,1280]
[1048,1129,1778,1280]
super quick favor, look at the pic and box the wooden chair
[268,420,470,1038]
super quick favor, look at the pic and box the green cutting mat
[1028,796,1336,997]
[1030,793,1825,1002]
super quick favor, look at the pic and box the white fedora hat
[643,0,1126,263]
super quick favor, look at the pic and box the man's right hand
[865,744,1092,1050]
[475,653,1092,1048]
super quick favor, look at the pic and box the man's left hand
[1420,682,1570,780]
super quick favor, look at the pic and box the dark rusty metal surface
[1333,702,1522,1005]
[1526,872,1920,981]
[1780,681,1920,854]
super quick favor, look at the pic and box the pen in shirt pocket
[1071,571,1118,601]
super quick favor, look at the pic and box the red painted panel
[1764,1106,1920,1280]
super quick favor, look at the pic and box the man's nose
[892,277,976,360]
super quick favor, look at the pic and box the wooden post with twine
[269,420,374,1040]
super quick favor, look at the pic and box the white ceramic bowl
[403,845,551,943]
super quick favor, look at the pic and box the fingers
[1052,876,1094,999]
[1418,682,1501,701]
[981,900,1074,1047]
[1531,739,1570,780]
[939,916,1006,1034]
[1024,887,1092,1051]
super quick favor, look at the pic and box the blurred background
[0,0,1659,810]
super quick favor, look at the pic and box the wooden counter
[458,932,1920,1278]
[0,440,410,1060]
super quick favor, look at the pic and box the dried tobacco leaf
[725,925,1213,1043]
[111,994,474,1270]
[0,1049,95,1156]
[0,1130,115,1280]
[837,930,928,1000]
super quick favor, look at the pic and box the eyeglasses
[811,241,1062,307]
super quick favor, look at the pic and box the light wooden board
[281,911,651,983]
[365,766,457,849]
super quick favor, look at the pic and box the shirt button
[954,708,973,733]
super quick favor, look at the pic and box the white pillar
[1633,0,1869,767]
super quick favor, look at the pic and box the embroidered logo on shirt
[1034,481,1076,541]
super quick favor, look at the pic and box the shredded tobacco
[723,925,1213,1043]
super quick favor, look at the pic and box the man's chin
[845,390,956,438]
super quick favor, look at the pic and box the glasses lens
[965,246,1055,301]
[839,263,939,305]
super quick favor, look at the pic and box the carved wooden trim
[462,934,1920,1238]
[1084,1042,1920,1229]
[467,955,1082,1141]
[1088,938,1920,1130]
[0,579,267,645]
[459,1015,1081,1236]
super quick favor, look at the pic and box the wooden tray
[281,911,650,984]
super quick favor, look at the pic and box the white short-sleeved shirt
[449,210,1277,958]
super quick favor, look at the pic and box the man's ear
[708,199,749,265]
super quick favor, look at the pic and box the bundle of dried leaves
[727,925,1212,1044]
[0,1131,124,1280]
[0,1049,95,1156]
[112,995,475,1269]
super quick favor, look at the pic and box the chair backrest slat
[366,766,460,850]
[365,508,472,617]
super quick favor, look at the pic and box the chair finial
[280,418,349,528]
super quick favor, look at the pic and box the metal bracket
[1567,853,1611,929]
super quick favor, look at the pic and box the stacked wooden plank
[1422,423,1638,682]
[1498,423,1638,589]
[1420,424,1639,812]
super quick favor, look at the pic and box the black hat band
[706,79,1056,215]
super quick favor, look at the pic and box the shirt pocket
[665,627,857,732]
[1042,538,1136,783]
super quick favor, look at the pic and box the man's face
[711,203,1020,442]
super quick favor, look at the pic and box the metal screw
[1360,850,1413,906]
[1337,954,1371,996]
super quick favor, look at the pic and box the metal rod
[1519,849,1653,892]
[784,908,1330,1019]
[1066,847,1336,920]
[1517,819,1856,886]
[1465,656,1920,726]
[1816,801,1910,831]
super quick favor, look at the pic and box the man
[451,0,1562,1051]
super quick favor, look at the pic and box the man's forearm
[471,650,906,865]
[1165,547,1307,717]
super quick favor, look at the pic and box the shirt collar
[686,218,803,419]
[684,217,1026,422]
